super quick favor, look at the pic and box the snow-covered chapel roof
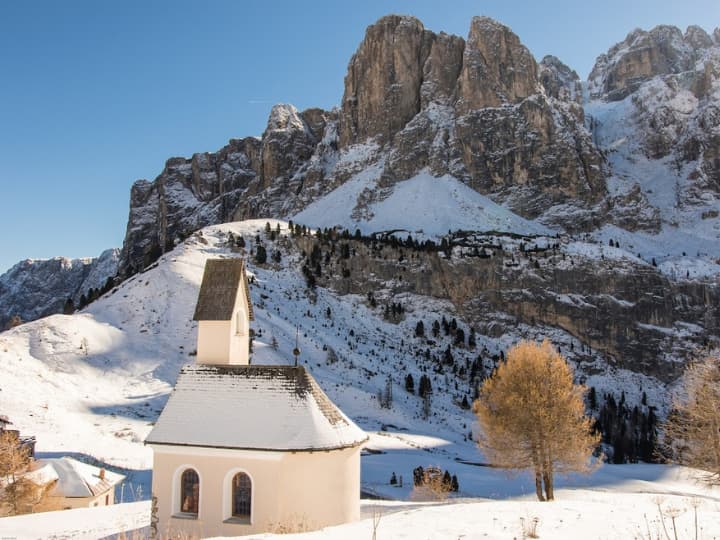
[193,258,254,321]
[146,364,368,452]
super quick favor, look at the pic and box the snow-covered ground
[1,466,719,539]
[0,219,713,538]
[294,168,553,238]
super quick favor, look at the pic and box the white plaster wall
[196,321,231,364]
[151,445,361,537]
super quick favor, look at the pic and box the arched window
[231,472,251,519]
[180,468,199,515]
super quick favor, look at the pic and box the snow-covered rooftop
[35,457,124,498]
[146,364,368,452]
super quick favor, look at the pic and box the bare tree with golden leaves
[473,339,600,501]
[0,430,32,515]
[661,355,720,485]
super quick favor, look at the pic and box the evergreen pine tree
[405,373,415,394]
[254,244,267,264]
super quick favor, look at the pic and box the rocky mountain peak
[0,249,119,329]
[539,55,582,104]
[339,14,433,147]
[264,103,308,134]
[455,16,538,114]
[340,14,546,143]
[684,25,714,49]
[588,23,717,101]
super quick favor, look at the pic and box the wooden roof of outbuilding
[145,364,367,452]
[193,258,254,321]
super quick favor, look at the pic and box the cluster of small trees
[594,390,657,463]
[410,466,459,500]
[62,276,117,315]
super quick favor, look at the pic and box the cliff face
[118,14,609,275]
[296,234,717,383]
[0,249,119,329]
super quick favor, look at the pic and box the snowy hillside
[294,168,552,237]
[0,221,669,477]
[2,467,720,539]
[2,219,720,537]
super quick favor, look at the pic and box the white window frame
[172,464,202,519]
[222,467,255,524]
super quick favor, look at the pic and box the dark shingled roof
[193,258,254,321]
[146,364,367,451]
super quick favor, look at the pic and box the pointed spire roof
[193,258,254,321]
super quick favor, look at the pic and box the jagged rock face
[586,24,720,232]
[257,104,317,191]
[455,16,539,113]
[339,15,433,147]
[454,96,606,220]
[118,16,719,279]
[539,55,582,106]
[120,137,262,274]
[420,32,465,108]
[0,249,119,329]
[588,25,713,101]
[122,14,609,276]
[343,15,605,219]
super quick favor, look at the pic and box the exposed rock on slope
[296,233,718,383]
[119,15,608,275]
[586,23,720,233]
[588,25,716,101]
[0,249,119,329]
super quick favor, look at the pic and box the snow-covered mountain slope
[294,169,552,237]
[0,220,678,483]
[0,248,119,329]
[585,24,720,253]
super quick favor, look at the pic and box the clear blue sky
[1,0,718,274]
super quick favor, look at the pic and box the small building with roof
[27,457,124,510]
[146,258,367,538]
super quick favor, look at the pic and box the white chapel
[146,258,367,538]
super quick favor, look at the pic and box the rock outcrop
[298,234,718,383]
[588,25,715,101]
[116,15,719,285]
[586,23,720,221]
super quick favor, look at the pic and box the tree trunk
[543,471,554,501]
[534,470,545,501]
